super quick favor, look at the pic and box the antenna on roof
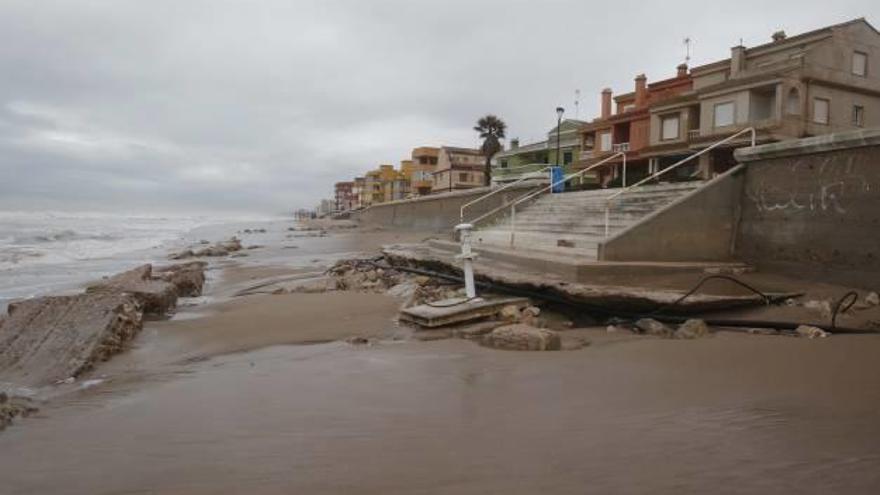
[574,89,581,120]
[683,37,692,64]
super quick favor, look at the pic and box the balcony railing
[611,142,630,152]
[687,129,701,140]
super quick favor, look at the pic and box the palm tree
[474,115,507,187]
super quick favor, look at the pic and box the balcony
[687,129,701,141]
[611,142,630,152]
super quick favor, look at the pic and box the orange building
[579,64,693,186]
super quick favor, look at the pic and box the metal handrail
[603,127,756,237]
[460,166,553,223]
[506,152,626,247]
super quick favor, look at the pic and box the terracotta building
[432,146,485,192]
[333,181,355,211]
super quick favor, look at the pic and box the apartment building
[643,18,880,177]
[409,146,439,196]
[578,18,880,183]
[493,119,587,183]
[334,181,355,211]
[432,146,485,191]
[580,64,693,185]
[352,176,365,209]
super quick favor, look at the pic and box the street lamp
[555,106,564,167]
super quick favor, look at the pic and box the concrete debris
[153,261,207,298]
[0,293,143,387]
[795,325,830,339]
[344,336,371,345]
[169,238,243,259]
[482,324,561,351]
[0,393,38,431]
[87,265,178,316]
[675,319,710,339]
[499,304,522,323]
[635,318,674,338]
[866,292,880,306]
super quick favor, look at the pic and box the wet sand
[1,221,880,494]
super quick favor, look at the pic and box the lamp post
[555,107,564,167]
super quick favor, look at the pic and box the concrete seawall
[351,182,539,232]
[733,128,880,288]
[598,167,744,262]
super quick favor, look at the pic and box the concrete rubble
[0,262,208,390]
[0,392,38,432]
[0,292,144,387]
[168,237,243,260]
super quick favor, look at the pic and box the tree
[474,115,507,187]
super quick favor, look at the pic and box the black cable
[831,291,859,331]
[648,274,772,317]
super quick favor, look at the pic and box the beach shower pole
[454,223,478,299]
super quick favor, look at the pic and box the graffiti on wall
[745,154,873,215]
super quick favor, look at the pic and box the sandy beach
[1,219,880,494]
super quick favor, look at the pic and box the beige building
[641,18,880,176]
[432,146,485,192]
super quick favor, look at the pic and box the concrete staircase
[472,181,705,259]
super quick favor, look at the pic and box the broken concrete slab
[154,261,207,297]
[383,243,796,315]
[399,296,529,328]
[87,264,178,316]
[0,293,143,387]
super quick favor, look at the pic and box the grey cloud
[0,0,875,214]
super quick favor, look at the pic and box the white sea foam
[0,211,278,311]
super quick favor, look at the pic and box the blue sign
[550,166,564,193]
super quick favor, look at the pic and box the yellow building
[409,147,439,196]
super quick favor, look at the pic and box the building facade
[643,18,880,177]
[492,119,587,183]
[409,146,439,196]
[432,146,485,191]
[334,181,355,211]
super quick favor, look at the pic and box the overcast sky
[0,0,876,215]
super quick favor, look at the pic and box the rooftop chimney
[677,63,688,78]
[634,74,647,107]
[730,45,746,77]
[510,138,519,150]
[772,30,787,42]
[601,88,612,119]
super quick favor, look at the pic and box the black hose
[647,274,773,317]
[831,291,859,331]
[377,258,877,335]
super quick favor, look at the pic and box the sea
[0,211,277,312]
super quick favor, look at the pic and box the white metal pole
[454,223,478,299]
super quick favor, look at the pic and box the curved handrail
[603,127,755,237]
[460,166,552,223]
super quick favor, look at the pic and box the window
[786,88,801,115]
[853,105,865,127]
[500,160,508,168]
[813,98,830,124]
[660,114,680,140]
[853,51,868,77]
[622,104,635,113]
[599,132,612,151]
[713,102,735,127]
[459,173,468,182]
[563,151,573,164]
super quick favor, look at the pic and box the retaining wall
[598,167,744,262]
[351,182,540,232]
[733,128,880,288]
